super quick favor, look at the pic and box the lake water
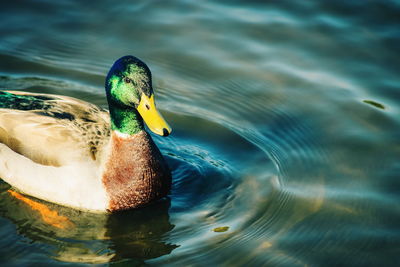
[1,0,399,266]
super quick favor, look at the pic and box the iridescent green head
[105,55,171,136]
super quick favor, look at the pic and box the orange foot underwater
[8,190,74,229]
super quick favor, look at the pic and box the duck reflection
[0,186,178,264]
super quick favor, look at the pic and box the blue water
[0,0,399,266]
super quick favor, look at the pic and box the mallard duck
[0,55,172,213]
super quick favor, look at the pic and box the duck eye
[124,77,131,83]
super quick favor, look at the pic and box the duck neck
[108,104,144,135]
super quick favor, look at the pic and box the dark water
[1,0,400,266]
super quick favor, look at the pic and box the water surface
[0,0,399,266]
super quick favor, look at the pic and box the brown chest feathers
[102,131,171,212]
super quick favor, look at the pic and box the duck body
[0,56,172,212]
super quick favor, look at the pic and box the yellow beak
[137,93,172,136]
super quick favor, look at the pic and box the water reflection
[0,184,177,264]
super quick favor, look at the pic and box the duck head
[105,55,171,136]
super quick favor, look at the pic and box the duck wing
[0,91,110,167]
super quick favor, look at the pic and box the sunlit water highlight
[0,0,399,266]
